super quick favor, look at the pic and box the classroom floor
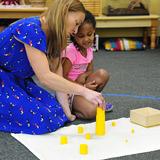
[0,48,160,160]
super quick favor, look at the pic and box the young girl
[62,10,112,119]
[0,0,105,135]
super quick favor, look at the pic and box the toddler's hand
[76,73,87,84]
[85,80,98,90]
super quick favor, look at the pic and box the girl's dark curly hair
[70,10,96,51]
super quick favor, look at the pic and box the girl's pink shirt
[62,43,93,81]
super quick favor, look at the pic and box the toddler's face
[75,22,95,49]
[66,11,85,37]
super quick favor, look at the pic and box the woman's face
[66,11,85,37]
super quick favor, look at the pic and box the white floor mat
[11,118,160,160]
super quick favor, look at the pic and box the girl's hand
[85,80,98,90]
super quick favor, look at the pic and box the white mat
[11,118,160,160]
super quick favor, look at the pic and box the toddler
[62,10,113,119]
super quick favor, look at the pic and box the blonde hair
[44,0,85,61]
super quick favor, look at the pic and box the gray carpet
[0,48,160,160]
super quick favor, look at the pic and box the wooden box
[80,0,102,16]
[130,107,160,127]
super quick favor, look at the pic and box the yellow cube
[131,128,135,134]
[130,107,160,127]
[77,126,84,134]
[80,144,88,155]
[85,133,91,140]
[60,136,68,144]
[111,121,116,127]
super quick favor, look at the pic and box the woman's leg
[86,69,110,92]
[0,70,68,134]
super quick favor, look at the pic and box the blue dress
[0,16,69,135]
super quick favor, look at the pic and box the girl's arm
[24,44,104,106]
[75,61,93,84]
[86,61,94,75]
[62,57,75,82]
[76,61,98,90]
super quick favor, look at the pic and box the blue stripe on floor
[102,93,160,101]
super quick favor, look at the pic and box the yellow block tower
[96,107,106,136]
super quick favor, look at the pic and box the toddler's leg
[86,69,110,92]
[72,95,97,119]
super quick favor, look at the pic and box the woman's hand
[83,88,105,109]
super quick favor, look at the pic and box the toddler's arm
[75,61,93,84]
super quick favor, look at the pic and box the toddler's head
[71,10,96,50]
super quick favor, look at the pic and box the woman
[0,0,105,135]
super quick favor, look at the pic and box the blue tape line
[102,93,160,101]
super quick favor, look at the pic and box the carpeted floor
[0,48,160,160]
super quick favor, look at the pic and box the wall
[45,0,52,7]
[25,0,160,37]
[99,0,160,37]
[102,0,150,15]
[149,0,160,14]
[25,0,51,6]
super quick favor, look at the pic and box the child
[62,10,113,119]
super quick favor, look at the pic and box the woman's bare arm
[25,44,83,94]
[51,58,76,121]
[25,44,105,107]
